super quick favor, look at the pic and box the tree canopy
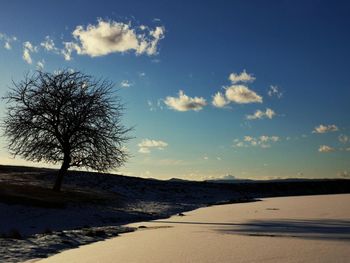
[3,70,131,191]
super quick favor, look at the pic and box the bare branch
[2,69,132,190]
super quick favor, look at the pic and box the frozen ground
[38,194,350,263]
[0,165,349,262]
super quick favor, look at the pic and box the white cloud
[138,147,151,154]
[212,92,229,108]
[40,36,57,51]
[259,135,269,142]
[36,60,44,70]
[270,136,279,142]
[63,19,165,59]
[138,139,168,154]
[146,26,165,55]
[243,136,254,142]
[268,85,283,98]
[147,100,155,111]
[139,72,146,77]
[4,42,11,50]
[233,135,280,148]
[0,32,17,50]
[225,85,262,104]
[246,108,276,120]
[338,134,349,144]
[23,49,32,64]
[229,70,255,84]
[120,80,132,88]
[22,41,38,64]
[313,124,339,134]
[61,42,80,61]
[235,141,245,147]
[318,145,335,153]
[164,90,207,112]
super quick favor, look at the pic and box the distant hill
[205,177,318,184]
[205,178,254,184]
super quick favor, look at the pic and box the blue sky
[0,0,349,180]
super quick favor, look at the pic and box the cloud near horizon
[338,134,349,144]
[233,135,280,148]
[318,145,335,153]
[337,170,350,177]
[62,19,165,60]
[164,90,207,112]
[138,139,168,154]
[313,124,339,134]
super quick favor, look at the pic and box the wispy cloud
[120,80,132,88]
[164,90,207,112]
[147,99,164,111]
[62,19,165,59]
[36,60,45,70]
[138,139,168,154]
[40,36,58,52]
[338,134,349,144]
[225,85,263,104]
[313,124,338,134]
[0,32,17,50]
[202,155,222,161]
[233,135,280,148]
[318,145,335,153]
[268,85,283,98]
[4,42,11,50]
[246,108,276,120]
[229,70,255,84]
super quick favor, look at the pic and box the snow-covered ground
[37,194,350,263]
[1,166,349,262]
[0,168,245,263]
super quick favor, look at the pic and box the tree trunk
[53,154,70,192]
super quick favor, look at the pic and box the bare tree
[3,70,131,191]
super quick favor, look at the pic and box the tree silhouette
[3,70,131,191]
